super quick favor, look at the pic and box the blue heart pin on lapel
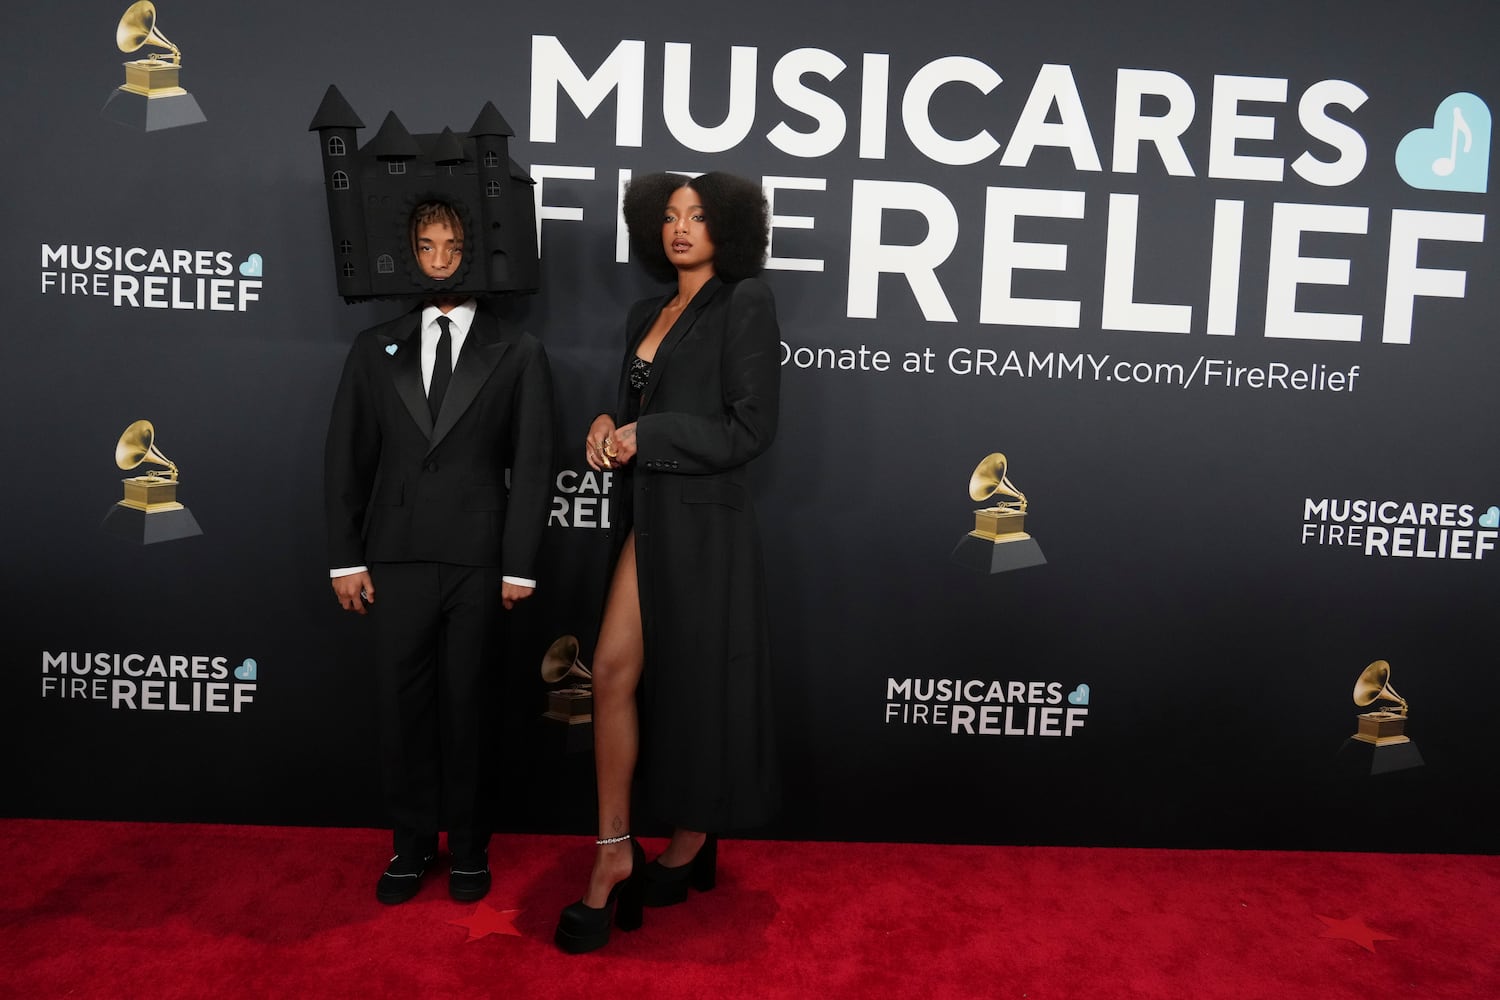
[385,344,398,356]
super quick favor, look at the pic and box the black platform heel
[642,833,717,907]
[554,836,646,954]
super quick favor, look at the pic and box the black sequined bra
[629,355,652,392]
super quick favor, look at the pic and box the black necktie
[428,315,453,420]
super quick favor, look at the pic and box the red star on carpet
[448,902,523,941]
[1315,913,1397,952]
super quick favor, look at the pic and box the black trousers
[370,561,505,864]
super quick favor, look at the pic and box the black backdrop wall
[3,0,1496,853]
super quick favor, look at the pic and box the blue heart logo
[1067,683,1090,706]
[234,658,258,681]
[385,343,398,356]
[238,253,264,277]
[1481,506,1500,529]
[1396,93,1491,193]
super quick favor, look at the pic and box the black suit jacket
[325,302,553,577]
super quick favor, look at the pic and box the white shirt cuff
[331,567,534,590]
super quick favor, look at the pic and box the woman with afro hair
[555,172,781,954]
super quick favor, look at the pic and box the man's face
[414,219,463,281]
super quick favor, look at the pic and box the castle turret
[469,102,536,291]
[308,85,367,299]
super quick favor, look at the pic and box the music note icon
[1432,107,1473,177]
[1396,93,1489,193]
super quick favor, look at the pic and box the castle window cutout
[331,170,350,191]
[388,162,406,175]
[341,262,355,277]
[483,152,500,167]
[376,254,395,274]
[328,136,346,156]
[486,180,501,197]
[338,239,352,255]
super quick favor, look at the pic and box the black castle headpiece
[308,85,539,302]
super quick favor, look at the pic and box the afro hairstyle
[622,171,770,282]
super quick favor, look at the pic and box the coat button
[425,461,438,473]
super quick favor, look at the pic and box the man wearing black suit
[325,201,553,904]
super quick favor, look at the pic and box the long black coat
[614,276,781,831]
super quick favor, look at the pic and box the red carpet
[1,820,1496,999]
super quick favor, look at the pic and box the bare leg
[583,534,644,907]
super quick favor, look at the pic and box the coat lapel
[638,276,722,412]
[430,307,510,450]
[383,315,431,439]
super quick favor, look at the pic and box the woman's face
[661,185,716,273]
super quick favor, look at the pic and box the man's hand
[501,582,534,610]
[333,571,375,615]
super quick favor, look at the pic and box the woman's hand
[603,422,638,467]
[586,415,618,471]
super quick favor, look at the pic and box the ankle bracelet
[596,833,632,845]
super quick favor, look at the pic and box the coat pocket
[679,480,744,511]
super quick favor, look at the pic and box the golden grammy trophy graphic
[1342,659,1424,775]
[100,2,206,131]
[101,420,203,544]
[540,635,594,751]
[951,452,1046,573]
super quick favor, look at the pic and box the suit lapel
[383,314,432,439]
[639,276,722,412]
[430,307,510,450]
